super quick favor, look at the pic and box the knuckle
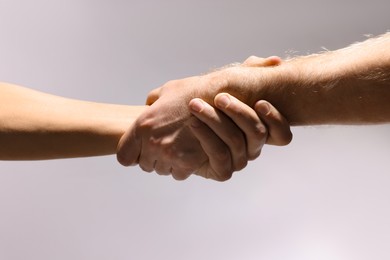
[154,168,170,176]
[172,172,190,181]
[278,130,293,146]
[116,153,131,167]
[209,163,234,182]
[253,122,267,136]
[248,148,262,161]
[234,157,248,171]
[139,165,153,173]
[216,171,233,182]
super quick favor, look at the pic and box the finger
[152,160,171,176]
[196,163,232,182]
[214,93,268,160]
[254,100,293,146]
[188,116,233,181]
[189,98,248,171]
[153,160,192,179]
[171,170,192,181]
[145,87,162,105]
[242,56,266,67]
[138,156,157,173]
[171,159,201,179]
[116,124,142,167]
[242,55,282,67]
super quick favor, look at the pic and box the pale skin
[0,82,146,160]
[117,33,390,181]
[0,57,291,170]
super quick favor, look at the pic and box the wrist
[221,60,331,125]
[219,66,270,106]
[221,65,298,119]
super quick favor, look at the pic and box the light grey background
[0,0,389,259]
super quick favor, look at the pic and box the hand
[117,56,288,181]
[145,55,283,106]
[116,76,213,179]
[189,93,292,180]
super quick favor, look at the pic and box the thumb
[146,87,162,105]
[242,55,282,67]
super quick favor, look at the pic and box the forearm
[223,33,390,125]
[0,82,146,160]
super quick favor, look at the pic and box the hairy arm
[0,82,146,160]
[224,33,390,125]
[117,33,389,180]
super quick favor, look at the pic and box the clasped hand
[117,56,292,181]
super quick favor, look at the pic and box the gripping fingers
[214,93,268,160]
[188,116,233,181]
[189,98,248,171]
[254,100,293,146]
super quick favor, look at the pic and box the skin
[0,60,291,174]
[225,34,390,125]
[187,94,291,181]
[117,33,390,181]
[0,82,146,160]
[117,56,292,181]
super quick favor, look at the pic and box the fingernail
[189,99,204,113]
[216,94,231,108]
[257,102,270,116]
